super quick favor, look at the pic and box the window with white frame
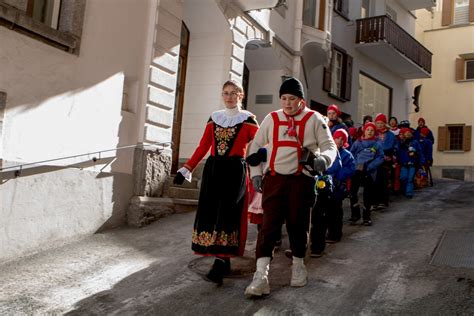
[331,50,343,97]
[357,73,391,124]
[303,0,318,27]
[323,46,353,101]
[454,0,469,25]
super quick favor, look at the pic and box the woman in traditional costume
[174,80,258,285]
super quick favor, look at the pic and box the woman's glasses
[222,91,240,98]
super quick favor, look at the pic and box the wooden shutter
[323,67,332,92]
[343,54,353,101]
[456,58,465,81]
[470,0,474,22]
[442,0,453,26]
[463,125,472,151]
[438,126,447,151]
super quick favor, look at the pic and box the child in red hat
[419,127,433,186]
[398,128,425,198]
[310,129,355,256]
[414,118,434,143]
[374,113,397,209]
[349,122,384,226]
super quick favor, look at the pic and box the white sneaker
[244,271,270,296]
[290,257,307,287]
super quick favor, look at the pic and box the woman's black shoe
[203,258,230,285]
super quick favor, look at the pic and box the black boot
[362,207,372,226]
[349,205,361,224]
[203,258,229,285]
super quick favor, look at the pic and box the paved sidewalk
[1,179,474,315]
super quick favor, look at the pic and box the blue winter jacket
[376,130,397,157]
[325,148,355,199]
[398,138,425,166]
[350,139,384,179]
[414,127,435,143]
[419,138,433,163]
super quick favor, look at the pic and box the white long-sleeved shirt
[248,108,337,177]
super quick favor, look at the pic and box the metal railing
[0,142,172,177]
[356,15,433,74]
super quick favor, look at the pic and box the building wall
[307,0,413,123]
[246,69,286,123]
[0,0,156,262]
[412,4,474,180]
[179,0,232,159]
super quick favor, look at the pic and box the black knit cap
[279,77,304,99]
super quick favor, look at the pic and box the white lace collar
[211,106,252,127]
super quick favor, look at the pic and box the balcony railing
[356,15,432,74]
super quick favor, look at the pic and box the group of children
[248,104,435,258]
[176,78,435,293]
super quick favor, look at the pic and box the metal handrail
[0,142,172,174]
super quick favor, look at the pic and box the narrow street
[1,179,474,315]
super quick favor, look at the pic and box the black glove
[246,148,267,166]
[313,155,328,173]
[173,172,185,185]
[252,176,263,193]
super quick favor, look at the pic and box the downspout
[293,0,303,78]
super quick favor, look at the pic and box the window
[0,0,86,54]
[357,73,391,124]
[448,126,464,150]
[456,56,474,81]
[27,0,61,29]
[466,60,474,80]
[438,125,472,152]
[454,0,469,25]
[331,50,343,97]
[303,0,317,27]
[443,0,474,26]
[323,46,353,101]
[361,0,370,18]
[334,0,349,20]
[303,0,326,31]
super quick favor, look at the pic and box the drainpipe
[292,0,303,78]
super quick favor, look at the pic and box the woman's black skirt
[191,155,247,257]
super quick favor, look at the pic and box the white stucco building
[0,0,333,262]
[0,0,438,262]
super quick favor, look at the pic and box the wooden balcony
[356,15,432,79]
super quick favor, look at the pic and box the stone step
[127,197,198,227]
[166,186,200,200]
